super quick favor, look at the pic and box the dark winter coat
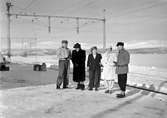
[72,49,86,82]
[87,53,102,88]
[116,49,130,74]
[87,53,102,71]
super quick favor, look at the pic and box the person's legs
[88,70,95,90]
[63,60,69,88]
[94,69,100,90]
[106,80,109,89]
[111,80,114,89]
[118,74,122,90]
[80,81,85,90]
[121,74,127,93]
[117,74,127,98]
[57,60,65,88]
[105,80,110,93]
[66,61,70,85]
[73,66,80,89]
[108,80,114,94]
[76,82,81,89]
[108,80,112,90]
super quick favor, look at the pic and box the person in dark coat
[72,43,86,90]
[87,46,102,91]
[114,42,130,98]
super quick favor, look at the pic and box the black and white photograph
[0,0,167,118]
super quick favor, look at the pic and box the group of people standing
[56,40,130,98]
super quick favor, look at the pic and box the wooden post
[103,9,106,49]
[48,16,51,33]
[6,2,13,58]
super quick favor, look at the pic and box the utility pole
[6,2,13,58]
[48,16,51,33]
[103,9,106,49]
[76,17,79,34]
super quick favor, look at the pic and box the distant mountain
[127,47,167,54]
[97,47,167,54]
[1,47,167,56]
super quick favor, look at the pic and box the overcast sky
[1,0,167,49]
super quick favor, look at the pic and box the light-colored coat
[101,52,116,80]
[56,47,71,60]
[116,49,130,74]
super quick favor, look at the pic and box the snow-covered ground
[0,62,167,118]
[1,84,167,118]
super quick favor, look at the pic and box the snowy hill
[1,47,167,56]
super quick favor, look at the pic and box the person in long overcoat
[72,43,86,90]
[87,46,102,91]
[101,47,117,94]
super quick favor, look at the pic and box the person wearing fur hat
[72,43,86,90]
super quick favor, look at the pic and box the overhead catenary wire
[11,0,167,27]
[9,11,105,47]
[10,13,104,21]
[11,0,167,20]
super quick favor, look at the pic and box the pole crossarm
[10,13,104,21]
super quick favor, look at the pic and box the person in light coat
[56,40,71,89]
[101,47,117,94]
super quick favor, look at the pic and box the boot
[88,88,93,91]
[95,88,98,91]
[56,85,60,89]
[109,90,113,94]
[76,84,81,89]
[63,84,68,89]
[117,94,125,98]
[105,90,109,93]
[116,92,125,98]
[80,84,85,90]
